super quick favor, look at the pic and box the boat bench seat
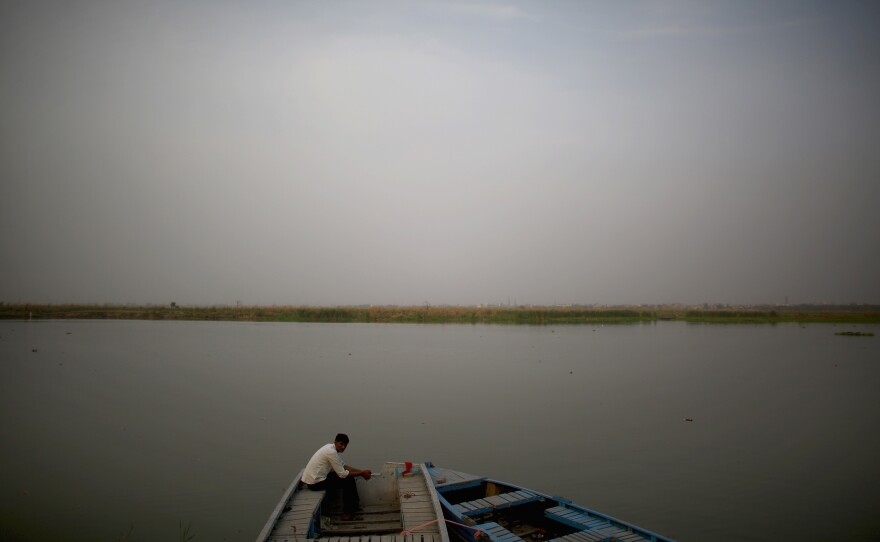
[475,522,526,542]
[545,507,648,542]
[453,490,540,516]
[545,506,609,530]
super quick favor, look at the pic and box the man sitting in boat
[300,433,372,520]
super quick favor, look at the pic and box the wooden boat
[424,463,675,542]
[256,462,451,542]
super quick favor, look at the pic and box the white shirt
[301,443,349,484]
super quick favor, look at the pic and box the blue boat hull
[424,463,674,542]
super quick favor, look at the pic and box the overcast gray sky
[2,1,879,307]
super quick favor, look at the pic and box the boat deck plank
[314,535,445,542]
[429,468,483,486]
[483,495,508,507]
[617,533,648,542]
[478,522,525,542]
[548,532,604,542]
[399,473,441,534]
[268,489,326,541]
[544,506,651,542]
[455,490,539,516]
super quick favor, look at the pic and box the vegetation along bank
[2,304,879,325]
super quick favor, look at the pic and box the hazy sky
[2,1,879,306]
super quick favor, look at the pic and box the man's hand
[361,470,372,480]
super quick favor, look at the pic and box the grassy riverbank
[2,304,880,324]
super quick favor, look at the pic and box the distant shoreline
[2,304,879,324]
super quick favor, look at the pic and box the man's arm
[344,465,372,480]
[324,447,351,478]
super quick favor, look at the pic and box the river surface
[1,320,878,541]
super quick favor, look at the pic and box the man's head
[334,433,349,452]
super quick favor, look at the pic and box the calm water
[1,320,878,541]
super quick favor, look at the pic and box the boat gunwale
[255,467,307,542]
[416,463,450,539]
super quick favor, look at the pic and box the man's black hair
[335,433,350,444]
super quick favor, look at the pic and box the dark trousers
[306,471,359,514]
